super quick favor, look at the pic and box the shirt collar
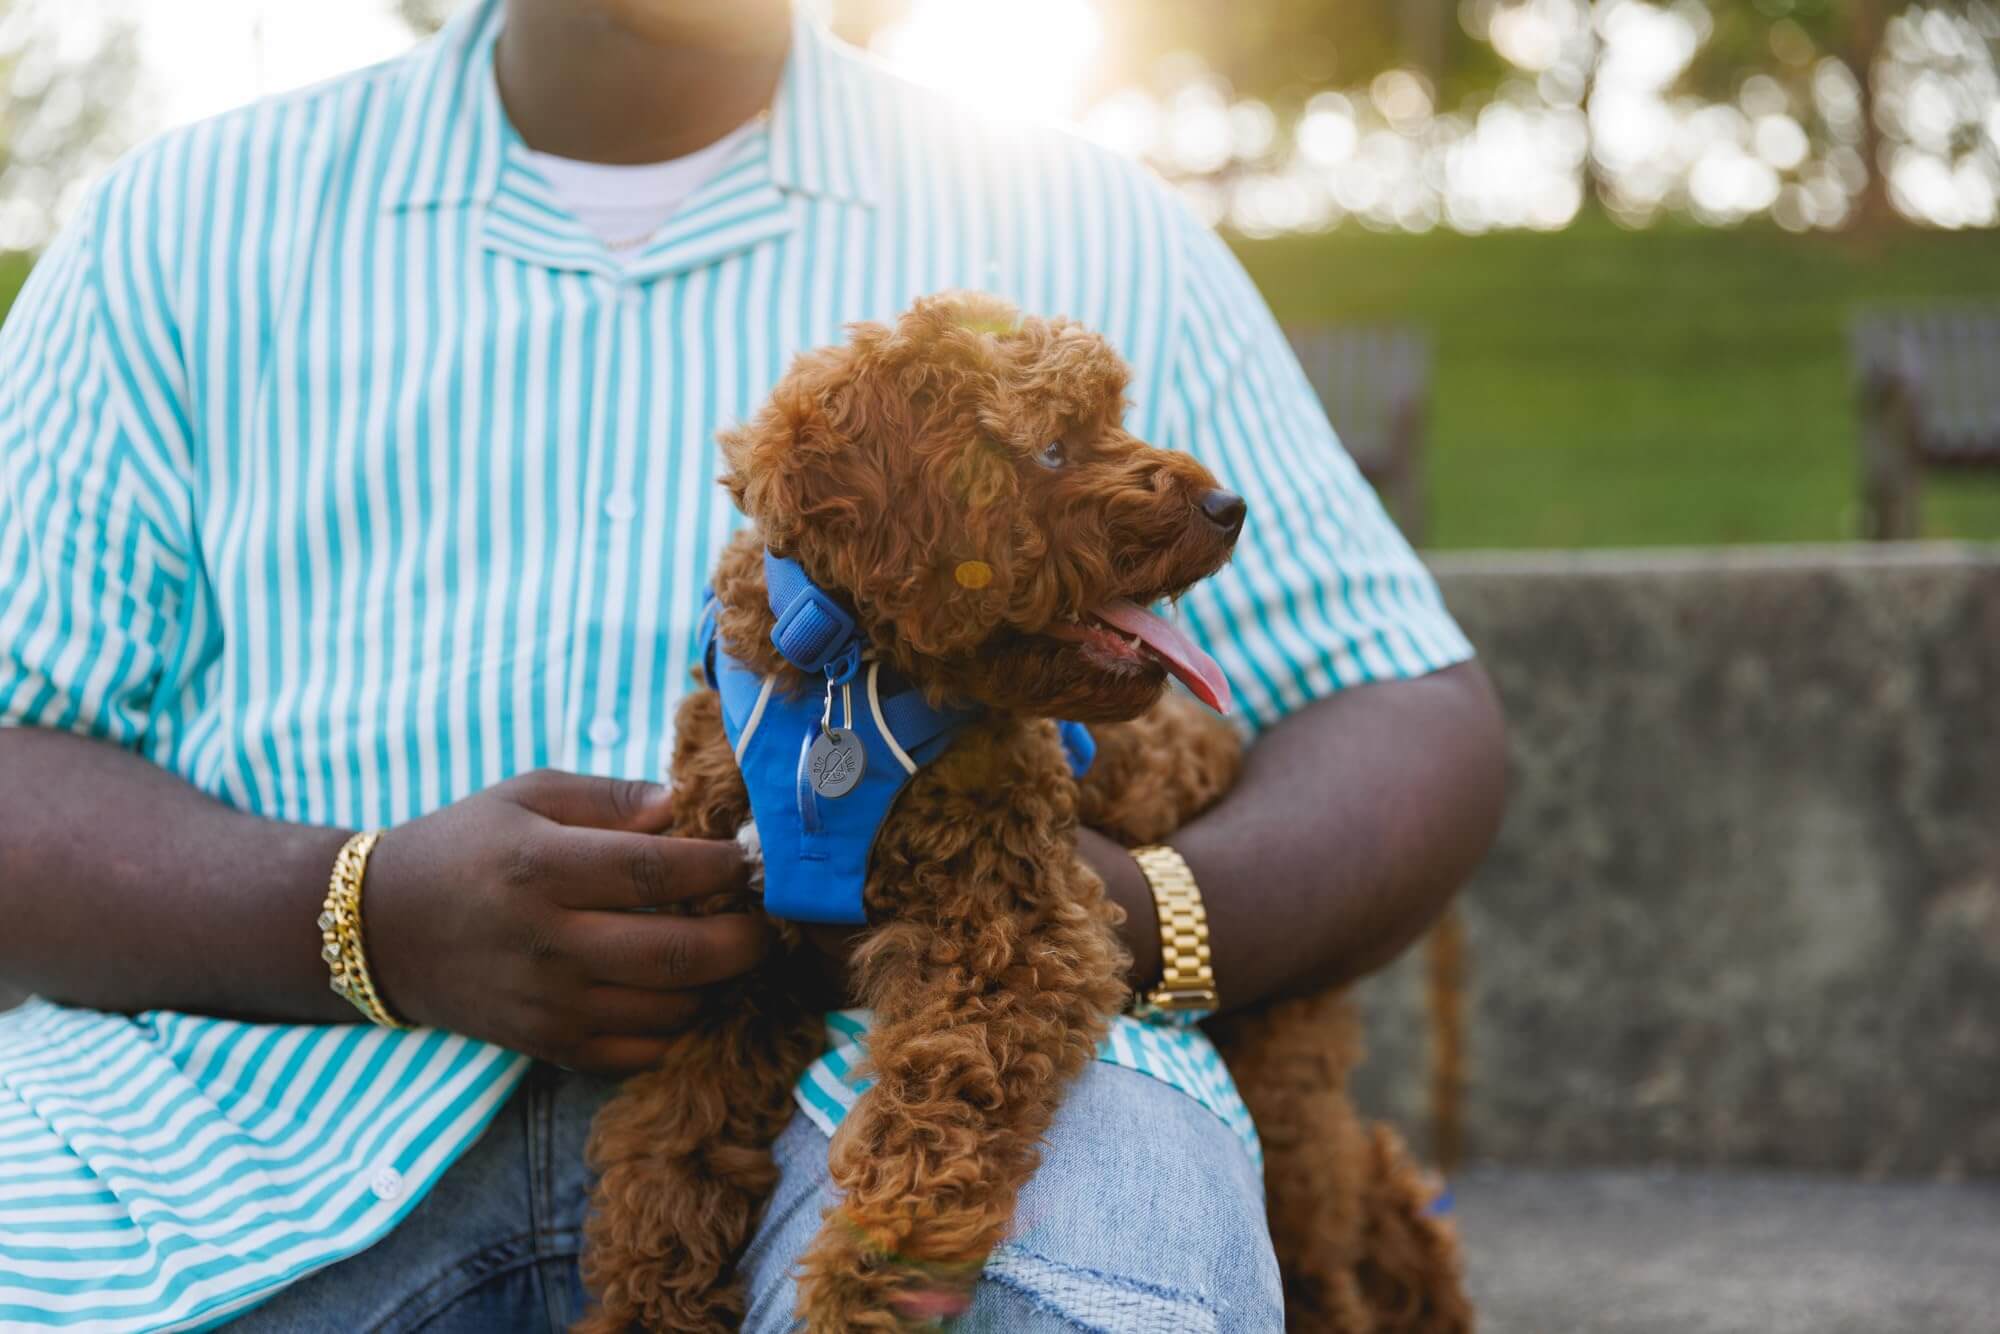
[382,1,878,214]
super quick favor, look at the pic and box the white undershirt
[521,118,761,252]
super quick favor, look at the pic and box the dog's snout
[1198,488,1246,537]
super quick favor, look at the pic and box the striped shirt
[0,3,1471,1327]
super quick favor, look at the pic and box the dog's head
[721,291,1242,722]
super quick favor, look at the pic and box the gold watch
[1129,844,1218,1019]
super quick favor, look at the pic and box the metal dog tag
[807,727,866,798]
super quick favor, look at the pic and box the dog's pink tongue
[1093,600,1234,715]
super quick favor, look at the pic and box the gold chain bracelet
[1129,844,1219,1020]
[319,831,410,1029]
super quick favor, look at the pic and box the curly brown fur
[578,292,1468,1332]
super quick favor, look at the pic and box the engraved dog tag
[807,727,866,798]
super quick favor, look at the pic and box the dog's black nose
[1199,488,1246,536]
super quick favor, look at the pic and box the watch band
[1130,844,1219,1018]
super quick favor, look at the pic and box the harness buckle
[769,579,859,675]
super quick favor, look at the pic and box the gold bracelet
[1129,844,1219,1020]
[319,831,410,1029]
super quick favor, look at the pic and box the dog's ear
[719,335,901,551]
[718,294,1038,660]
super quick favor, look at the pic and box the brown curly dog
[576,291,1470,1333]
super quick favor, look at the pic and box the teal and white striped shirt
[0,3,1470,1327]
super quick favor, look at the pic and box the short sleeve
[1160,213,1473,731]
[0,186,201,748]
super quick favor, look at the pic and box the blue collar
[697,552,1095,925]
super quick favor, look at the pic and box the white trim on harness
[734,675,777,764]
[867,660,919,775]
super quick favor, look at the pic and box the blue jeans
[228,1061,1282,1332]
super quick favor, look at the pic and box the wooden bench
[1852,308,2000,539]
[1285,324,1431,543]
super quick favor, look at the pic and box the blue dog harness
[699,551,1095,925]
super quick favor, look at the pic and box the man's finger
[537,827,748,910]
[565,910,772,991]
[566,1035,677,1077]
[575,985,704,1036]
[507,768,674,832]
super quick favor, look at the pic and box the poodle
[576,291,1470,1332]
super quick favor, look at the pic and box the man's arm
[0,725,770,1072]
[1082,661,1505,1009]
[0,726,355,1021]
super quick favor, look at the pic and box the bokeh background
[4,0,2000,548]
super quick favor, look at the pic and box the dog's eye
[1034,440,1067,470]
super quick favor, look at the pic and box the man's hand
[365,770,765,1075]
[0,728,770,1064]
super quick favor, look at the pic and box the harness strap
[765,550,862,679]
[697,594,721,687]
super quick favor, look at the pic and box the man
[0,0,1505,1328]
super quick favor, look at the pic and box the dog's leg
[1349,1119,1474,1334]
[576,990,825,1334]
[792,726,1128,1332]
[577,686,826,1334]
[1208,993,1378,1332]
[1208,991,1472,1334]
[790,905,1122,1331]
[1076,690,1242,844]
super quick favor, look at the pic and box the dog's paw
[735,820,765,896]
[795,1213,981,1333]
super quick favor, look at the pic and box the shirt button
[370,1166,404,1201]
[621,287,644,309]
[603,492,637,521]
[588,717,624,748]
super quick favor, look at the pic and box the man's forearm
[1086,662,1507,1010]
[0,727,355,1021]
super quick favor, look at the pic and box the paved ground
[1451,1167,2000,1333]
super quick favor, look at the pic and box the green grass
[1232,220,2000,549]
[7,226,2000,549]
[0,252,27,316]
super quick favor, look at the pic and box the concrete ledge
[1356,543,2000,1175]
[1455,1167,2000,1333]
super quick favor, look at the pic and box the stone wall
[1352,545,2000,1178]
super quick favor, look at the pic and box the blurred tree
[1681,0,1891,223]
[1840,0,1893,226]
[1682,2,1996,229]
[0,0,139,251]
